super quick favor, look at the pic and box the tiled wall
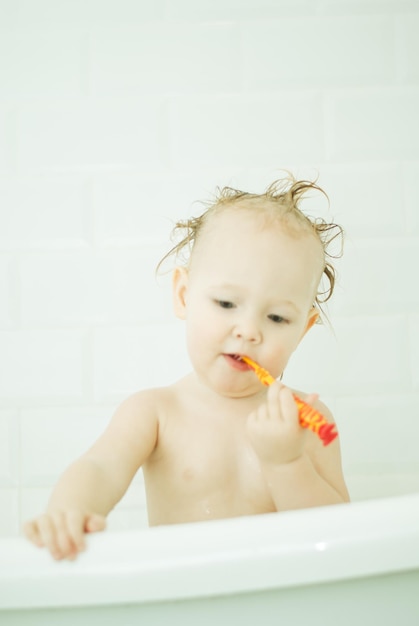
[1,0,418,536]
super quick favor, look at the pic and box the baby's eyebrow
[274,299,301,312]
[208,282,239,291]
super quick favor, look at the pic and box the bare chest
[147,411,274,510]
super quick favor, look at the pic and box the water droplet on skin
[204,504,211,516]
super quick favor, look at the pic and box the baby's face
[174,208,324,398]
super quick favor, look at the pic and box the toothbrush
[241,356,338,446]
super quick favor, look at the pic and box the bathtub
[1,489,418,626]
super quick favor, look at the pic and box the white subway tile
[319,163,405,237]
[316,0,418,16]
[15,0,166,24]
[166,0,317,20]
[0,489,19,536]
[20,249,173,326]
[336,317,409,394]
[0,177,89,249]
[0,106,13,174]
[93,168,253,249]
[0,255,16,328]
[17,98,166,171]
[168,0,418,20]
[397,14,419,83]
[330,88,419,160]
[90,23,240,95]
[285,315,409,396]
[334,238,419,315]
[20,487,51,529]
[169,94,324,169]
[0,410,19,486]
[93,323,190,402]
[404,162,419,235]
[337,394,419,470]
[242,16,395,90]
[0,28,85,98]
[20,407,110,485]
[411,315,419,391]
[0,330,85,402]
[0,1,19,27]
[345,470,419,502]
[92,172,214,246]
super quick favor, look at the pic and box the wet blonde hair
[158,174,343,312]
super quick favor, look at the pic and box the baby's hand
[23,510,106,561]
[246,382,309,466]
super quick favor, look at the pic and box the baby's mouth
[224,354,250,370]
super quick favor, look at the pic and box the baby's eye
[268,314,287,324]
[216,300,235,309]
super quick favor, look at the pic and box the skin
[24,207,349,560]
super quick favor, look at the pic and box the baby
[24,175,350,560]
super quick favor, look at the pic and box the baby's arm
[246,382,349,511]
[23,390,159,560]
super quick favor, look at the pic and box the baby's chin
[191,363,265,401]
[209,379,266,401]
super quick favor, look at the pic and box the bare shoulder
[89,387,168,450]
[111,385,176,430]
[114,386,167,415]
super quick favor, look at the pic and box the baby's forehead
[200,199,316,241]
[191,203,323,271]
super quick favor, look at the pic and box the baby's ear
[172,266,189,319]
[302,307,319,337]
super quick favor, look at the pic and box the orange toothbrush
[241,356,338,446]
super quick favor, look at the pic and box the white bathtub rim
[1,492,418,611]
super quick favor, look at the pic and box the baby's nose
[233,319,262,343]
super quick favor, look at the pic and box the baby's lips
[225,353,252,371]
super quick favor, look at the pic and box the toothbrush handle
[294,395,338,446]
[241,356,338,446]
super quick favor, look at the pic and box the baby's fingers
[278,385,299,424]
[267,382,299,426]
[266,381,284,421]
[24,513,78,560]
[49,511,81,560]
[60,511,87,557]
[23,518,45,548]
[304,392,319,407]
[35,514,62,560]
[85,513,106,534]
